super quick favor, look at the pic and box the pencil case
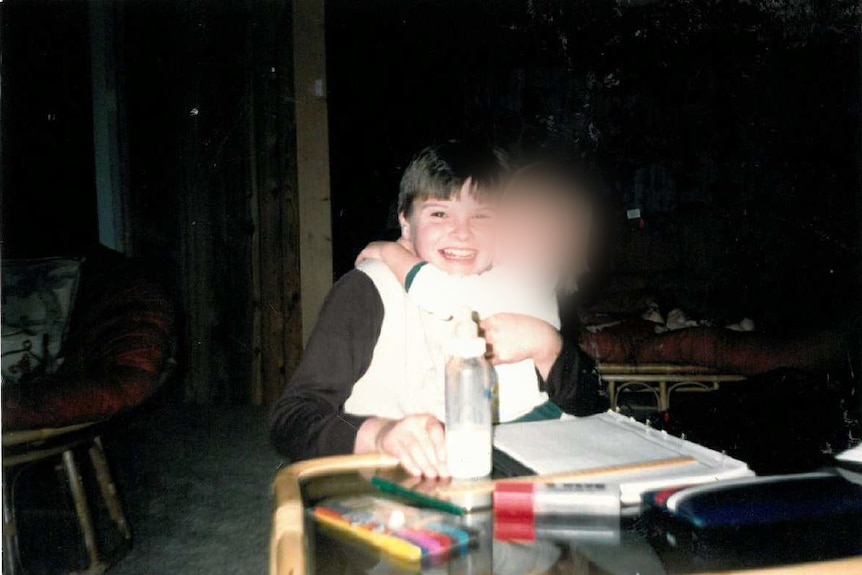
[642,471,862,528]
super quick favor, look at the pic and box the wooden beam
[246,15,263,406]
[175,1,217,403]
[293,0,333,344]
[251,0,299,406]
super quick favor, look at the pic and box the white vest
[344,260,453,421]
[345,260,551,423]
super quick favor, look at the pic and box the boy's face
[399,181,497,276]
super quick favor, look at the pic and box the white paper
[836,442,862,464]
[493,411,753,505]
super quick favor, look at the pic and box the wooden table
[270,454,862,575]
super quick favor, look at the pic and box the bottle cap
[448,338,487,358]
[448,308,487,358]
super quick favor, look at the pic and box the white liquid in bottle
[446,424,493,479]
[445,309,494,480]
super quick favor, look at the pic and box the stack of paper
[493,411,753,506]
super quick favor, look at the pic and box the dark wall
[326,0,523,275]
[118,0,301,405]
[1,0,98,257]
[327,0,862,281]
[1,0,299,405]
[120,1,255,404]
[3,0,860,404]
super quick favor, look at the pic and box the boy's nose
[452,219,472,240]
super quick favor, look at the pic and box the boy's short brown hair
[398,140,511,216]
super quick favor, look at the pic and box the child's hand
[355,241,390,267]
[480,313,563,379]
[355,240,422,286]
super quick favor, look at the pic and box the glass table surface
[299,469,862,575]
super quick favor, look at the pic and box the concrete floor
[10,404,283,575]
[108,404,282,575]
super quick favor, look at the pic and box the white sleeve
[531,294,561,329]
[406,263,473,319]
[474,269,561,329]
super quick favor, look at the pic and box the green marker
[370,476,467,516]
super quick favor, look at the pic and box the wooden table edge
[692,555,862,575]
[270,454,400,575]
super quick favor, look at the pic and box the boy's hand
[357,414,449,478]
[355,241,390,267]
[480,313,563,380]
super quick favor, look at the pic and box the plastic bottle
[445,309,493,479]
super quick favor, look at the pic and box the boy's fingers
[417,416,448,476]
[393,443,422,476]
[406,439,438,478]
[401,475,424,490]
[389,415,447,477]
[412,426,446,477]
[426,419,448,468]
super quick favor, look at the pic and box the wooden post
[246,14,264,406]
[293,0,333,344]
[175,0,216,403]
[248,0,303,406]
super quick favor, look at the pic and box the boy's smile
[439,247,478,261]
[399,181,497,276]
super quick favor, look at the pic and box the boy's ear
[398,213,411,239]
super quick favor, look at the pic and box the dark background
[2,0,861,404]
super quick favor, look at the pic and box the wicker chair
[2,253,175,574]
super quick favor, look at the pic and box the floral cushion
[1,258,82,384]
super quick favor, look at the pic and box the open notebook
[493,411,753,506]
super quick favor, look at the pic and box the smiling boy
[270,141,607,477]
[269,141,504,476]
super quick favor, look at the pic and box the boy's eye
[474,212,495,220]
[430,211,447,218]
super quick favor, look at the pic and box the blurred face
[495,186,592,279]
[495,194,559,269]
[399,181,497,276]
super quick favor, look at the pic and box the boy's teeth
[442,248,476,259]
